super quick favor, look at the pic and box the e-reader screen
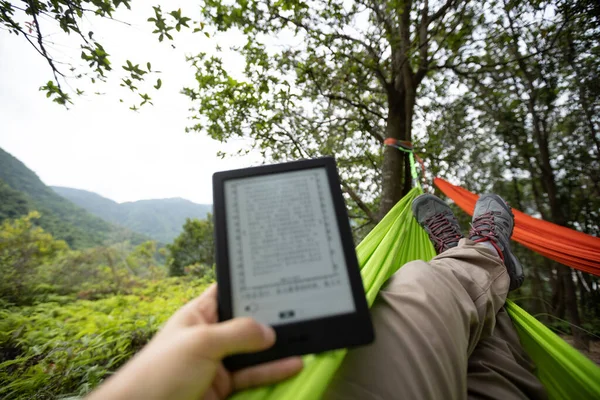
[224,167,356,325]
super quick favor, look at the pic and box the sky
[0,1,261,205]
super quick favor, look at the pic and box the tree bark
[379,88,407,219]
[593,277,600,319]
[559,266,589,349]
[578,272,588,320]
[530,262,547,318]
[551,266,565,319]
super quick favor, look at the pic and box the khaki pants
[325,240,547,400]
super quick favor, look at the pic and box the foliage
[0,278,211,400]
[423,0,600,349]
[0,0,127,104]
[181,0,478,224]
[0,212,68,306]
[53,186,212,243]
[0,212,167,307]
[0,1,208,107]
[0,213,206,398]
[40,240,167,300]
[4,0,477,222]
[167,215,215,277]
[0,213,168,306]
[126,241,165,279]
[0,179,29,221]
[184,263,216,282]
[0,147,148,248]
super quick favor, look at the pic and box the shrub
[0,278,211,399]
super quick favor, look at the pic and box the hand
[87,284,303,400]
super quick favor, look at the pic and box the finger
[173,284,219,327]
[232,357,304,390]
[183,283,218,315]
[212,364,233,399]
[202,387,219,400]
[199,318,275,359]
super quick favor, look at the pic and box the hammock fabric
[434,177,600,276]
[233,187,600,400]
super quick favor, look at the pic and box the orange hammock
[434,178,600,276]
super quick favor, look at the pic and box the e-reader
[213,157,374,370]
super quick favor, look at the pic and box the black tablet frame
[212,157,373,370]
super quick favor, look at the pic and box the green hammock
[232,187,600,400]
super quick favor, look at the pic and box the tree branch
[274,122,310,158]
[429,0,456,22]
[427,1,468,70]
[320,40,389,88]
[306,68,387,124]
[415,0,430,83]
[340,181,378,222]
[352,219,374,232]
[271,11,383,62]
[25,0,66,93]
[440,3,570,75]
[355,0,398,40]
[266,3,389,88]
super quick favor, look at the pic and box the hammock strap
[383,138,422,189]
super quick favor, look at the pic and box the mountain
[0,147,148,249]
[0,179,29,221]
[51,187,212,243]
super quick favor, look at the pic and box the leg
[467,308,547,400]
[324,240,510,400]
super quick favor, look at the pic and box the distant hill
[52,187,212,243]
[0,179,30,220]
[0,147,148,249]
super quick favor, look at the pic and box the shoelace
[470,211,505,261]
[424,213,462,253]
[469,211,499,240]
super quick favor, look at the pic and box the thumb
[199,318,276,359]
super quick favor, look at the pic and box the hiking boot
[469,194,524,290]
[412,194,464,254]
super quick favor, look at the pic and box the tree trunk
[536,142,588,349]
[522,66,589,350]
[560,266,589,349]
[593,276,600,319]
[578,272,588,320]
[564,27,600,158]
[530,262,547,318]
[551,266,565,319]
[379,88,407,219]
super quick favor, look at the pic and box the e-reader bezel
[213,157,373,370]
